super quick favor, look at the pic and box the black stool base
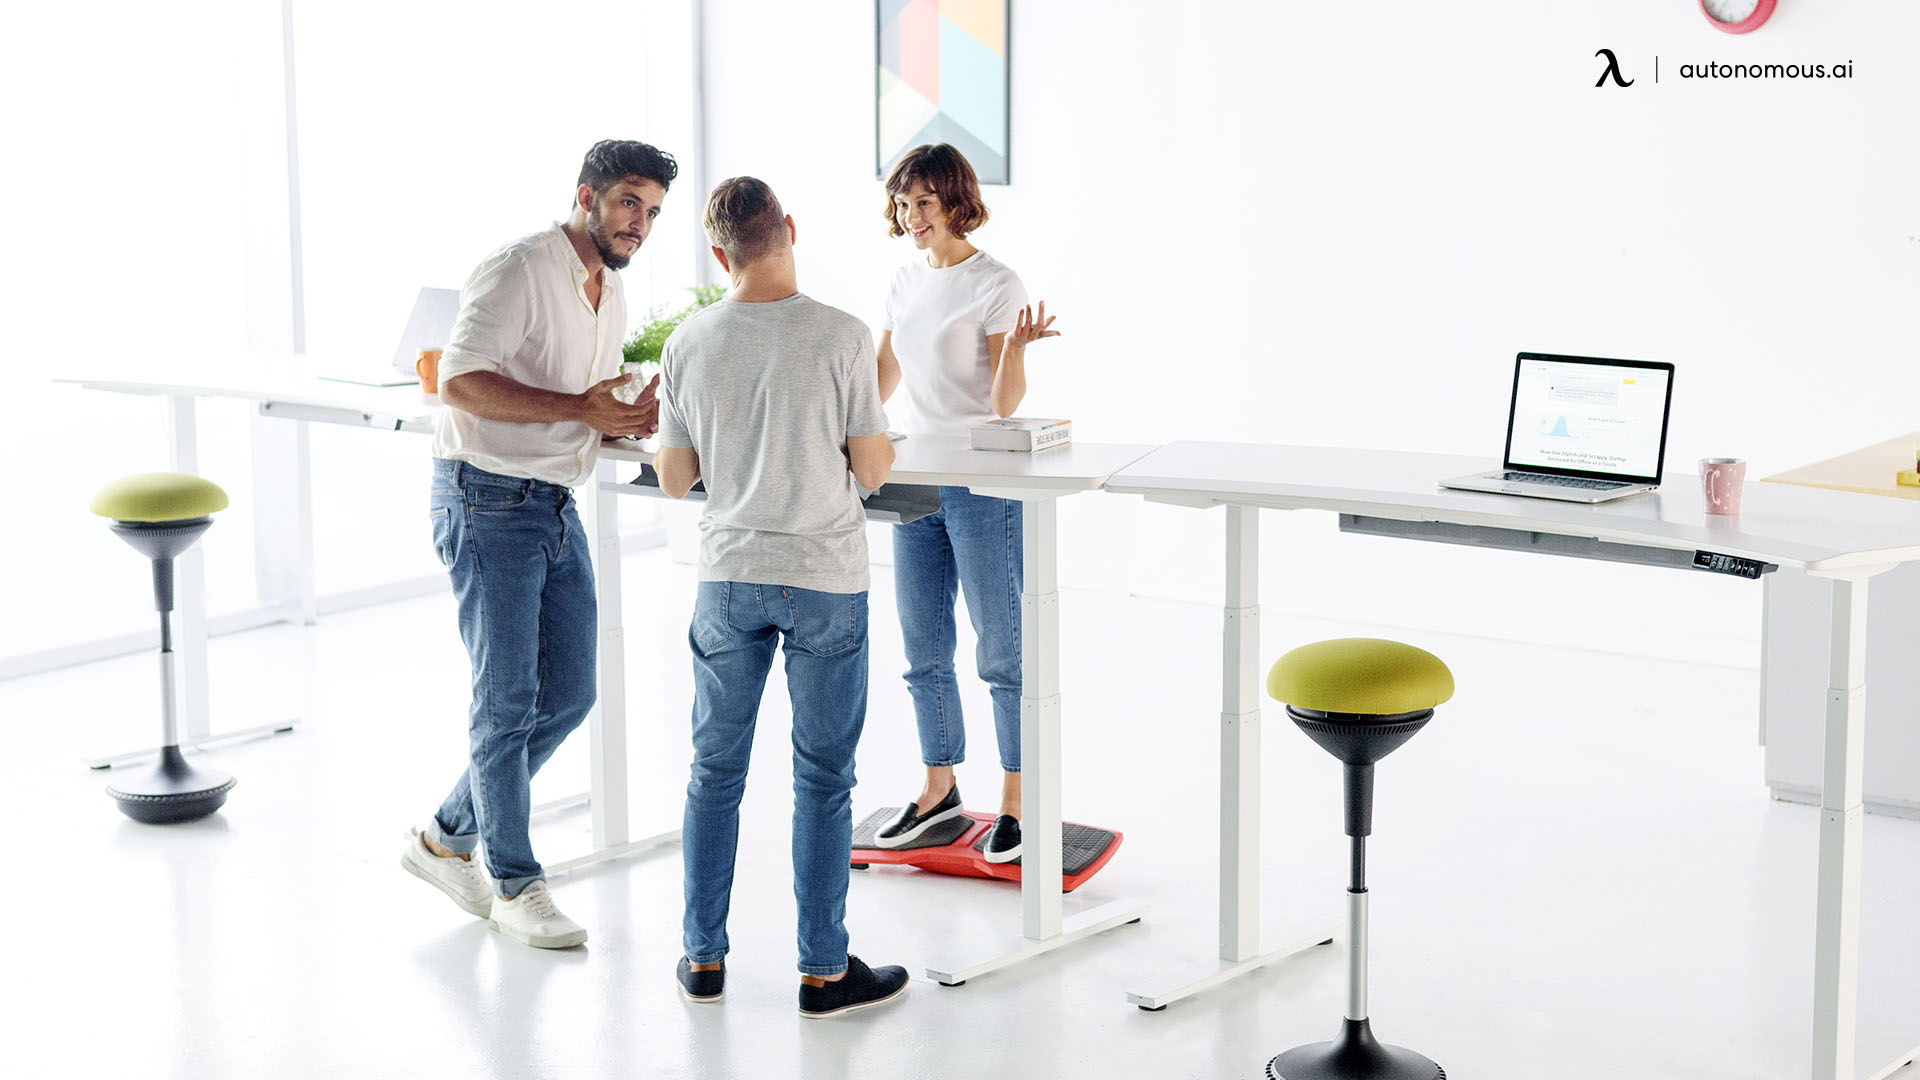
[107,745,235,824]
[1267,1019,1442,1080]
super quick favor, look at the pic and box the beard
[586,206,638,271]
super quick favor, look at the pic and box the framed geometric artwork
[876,0,1010,184]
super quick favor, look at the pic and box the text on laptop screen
[1507,359,1671,477]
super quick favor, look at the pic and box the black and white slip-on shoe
[982,814,1022,864]
[871,785,964,849]
[798,955,910,1018]
[676,956,725,1003]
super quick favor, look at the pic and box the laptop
[1439,352,1675,503]
[317,286,461,387]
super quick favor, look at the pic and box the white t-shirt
[431,223,626,488]
[881,250,1028,435]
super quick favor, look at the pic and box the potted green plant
[618,284,726,400]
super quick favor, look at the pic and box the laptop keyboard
[1500,471,1631,490]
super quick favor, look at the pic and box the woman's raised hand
[1009,301,1060,349]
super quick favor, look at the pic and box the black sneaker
[872,785,964,849]
[982,814,1022,864]
[676,956,725,1003]
[798,955,910,1018]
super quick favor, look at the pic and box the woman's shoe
[872,785,965,848]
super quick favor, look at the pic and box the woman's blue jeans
[891,487,1023,773]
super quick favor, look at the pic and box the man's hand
[581,373,661,439]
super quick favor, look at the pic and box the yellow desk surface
[1764,431,1920,502]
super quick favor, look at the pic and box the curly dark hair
[577,139,679,197]
[882,143,988,238]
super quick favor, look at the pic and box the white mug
[1700,458,1746,515]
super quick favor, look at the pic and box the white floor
[11,549,1920,1080]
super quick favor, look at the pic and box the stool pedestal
[1270,1018,1442,1080]
[107,745,235,824]
[103,515,237,824]
[1269,705,1441,1080]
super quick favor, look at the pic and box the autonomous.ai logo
[1594,48,1633,87]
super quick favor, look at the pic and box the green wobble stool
[1264,638,1454,1080]
[91,472,237,824]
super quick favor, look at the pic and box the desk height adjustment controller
[1692,551,1771,579]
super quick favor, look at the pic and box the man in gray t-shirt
[658,292,883,594]
[654,177,909,1017]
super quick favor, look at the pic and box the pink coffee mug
[1700,458,1746,514]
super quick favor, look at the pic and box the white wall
[6,2,1915,673]
[698,0,1920,664]
[0,1,697,662]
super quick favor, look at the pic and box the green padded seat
[91,472,229,523]
[1266,637,1454,715]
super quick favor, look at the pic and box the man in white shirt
[399,140,674,949]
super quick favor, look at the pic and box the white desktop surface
[602,433,1154,491]
[61,356,437,424]
[1107,440,1920,572]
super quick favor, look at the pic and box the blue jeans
[682,581,869,976]
[893,487,1023,772]
[425,459,596,899]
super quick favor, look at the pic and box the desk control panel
[1337,515,1778,580]
[1692,550,1769,578]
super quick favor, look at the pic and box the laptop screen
[1502,353,1674,483]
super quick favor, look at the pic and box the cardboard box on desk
[971,417,1071,452]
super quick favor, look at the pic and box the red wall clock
[1700,0,1777,34]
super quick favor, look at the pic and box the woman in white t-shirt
[868,143,1059,864]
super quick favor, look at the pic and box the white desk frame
[62,367,673,876]
[600,436,1157,983]
[58,366,440,764]
[1108,441,1920,1080]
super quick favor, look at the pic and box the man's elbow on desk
[655,446,700,499]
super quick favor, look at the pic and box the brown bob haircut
[882,143,989,239]
[704,176,787,267]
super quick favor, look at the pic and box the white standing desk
[599,436,1159,984]
[1108,441,1920,1080]
[60,363,676,875]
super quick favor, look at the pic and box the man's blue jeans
[682,581,868,976]
[425,459,596,899]
[892,487,1023,772]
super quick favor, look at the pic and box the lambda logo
[1594,48,1634,87]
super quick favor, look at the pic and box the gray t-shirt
[657,294,888,594]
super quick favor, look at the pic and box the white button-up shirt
[431,223,626,488]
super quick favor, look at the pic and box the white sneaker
[400,826,493,918]
[489,880,587,949]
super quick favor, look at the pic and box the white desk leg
[1811,571,1870,1080]
[1806,569,1917,1080]
[248,412,317,625]
[166,393,212,743]
[925,494,1147,986]
[1221,504,1260,957]
[1023,494,1064,938]
[586,458,629,852]
[1126,506,1334,1010]
[544,459,680,878]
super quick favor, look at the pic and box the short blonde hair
[704,176,787,266]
